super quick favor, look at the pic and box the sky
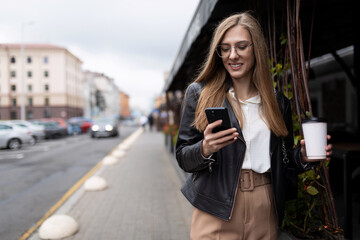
[0,0,200,114]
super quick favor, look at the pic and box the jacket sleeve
[175,83,215,173]
[283,97,318,172]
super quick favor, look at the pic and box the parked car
[32,121,67,139]
[0,121,33,150]
[66,121,82,136]
[11,120,45,143]
[90,117,119,138]
[69,117,92,133]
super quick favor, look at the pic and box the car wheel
[8,139,21,150]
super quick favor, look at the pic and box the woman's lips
[229,63,243,70]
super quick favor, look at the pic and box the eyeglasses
[216,41,253,58]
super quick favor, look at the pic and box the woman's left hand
[300,135,333,163]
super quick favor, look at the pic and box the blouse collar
[229,87,261,104]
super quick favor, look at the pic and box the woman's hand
[301,135,333,163]
[201,120,239,158]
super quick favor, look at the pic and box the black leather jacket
[176,82,315,225]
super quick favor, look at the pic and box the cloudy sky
[0,0,200,114]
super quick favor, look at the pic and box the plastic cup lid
[302,117,327,124]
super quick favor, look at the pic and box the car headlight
[105,125,113,131]
[92,125,99,131]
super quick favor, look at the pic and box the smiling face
[220,25,255,83]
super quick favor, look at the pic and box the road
[0,125,139,240]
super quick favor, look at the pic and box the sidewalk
[30,128,193,240]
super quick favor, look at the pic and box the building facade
[119,91,130,119]
[0,44,83,120]
[83,70,120,119]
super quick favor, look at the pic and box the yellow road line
[18,128,141,240]
[18,160,103,240]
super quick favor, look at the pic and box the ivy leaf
[305,111,311,117]
[306,186,319,195]
[273,81,277,88]
[294,135,301,146]
[276,63,283,72]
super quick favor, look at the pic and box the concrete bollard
[84,176,108,191]
[38,214,78,239]
[102,156,118,165]
[112,150,125,158]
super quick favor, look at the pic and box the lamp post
[20,21,33,120]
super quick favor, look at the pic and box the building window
[28,84,32,92]
[27,110,33,120]
[44,71,49,77]
[44,56,48,64]
[11,71,16,78]
[12,98,17,107]
[28,97,33,106]
[45,97,49,106]
[11,111,17,119]
[44,109,51,118]
[11,85,16,91]
[27,57,32,64]
[10,56,16,64]
[27,71,32,78]
[45,84,49,91]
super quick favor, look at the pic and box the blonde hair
[193,12,288,137]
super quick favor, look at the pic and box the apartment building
[119,91,130,119]
[83,70,120,119]
[0,44,83,120]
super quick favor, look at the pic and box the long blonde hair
[193,12,288,137]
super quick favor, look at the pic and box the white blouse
[229,88,271,173]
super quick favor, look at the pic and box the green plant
[263,0,342,237]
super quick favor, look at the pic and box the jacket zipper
[229,136,246,220]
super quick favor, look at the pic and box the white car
[11,120,45,143]
[0,121,33,150]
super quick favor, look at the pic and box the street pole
[20,21,33,121]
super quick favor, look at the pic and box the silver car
[0,121,33,150]
[90,117,119,138]
[11,120,45,143]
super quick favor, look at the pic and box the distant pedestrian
[148,113,154,131]
[175,12,333,240]
[139,115,148,130]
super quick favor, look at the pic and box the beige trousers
[190,172,278,240]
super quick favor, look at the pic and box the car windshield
[94,118,114,124]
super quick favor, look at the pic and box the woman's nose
[229,47,239,59]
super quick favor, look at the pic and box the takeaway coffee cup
[302,118,327,160]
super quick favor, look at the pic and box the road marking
[18,158,104,240]
[19,127,142,240]
[0,153,24,160]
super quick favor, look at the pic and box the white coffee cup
[302,118,327,160]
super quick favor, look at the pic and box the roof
[0,43,64,50]
[0,43,83,63]
[164,0,355,92]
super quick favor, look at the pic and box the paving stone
[65,130,193,240]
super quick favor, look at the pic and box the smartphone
[205,107,232,133]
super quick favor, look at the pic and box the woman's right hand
[202,120,239,158]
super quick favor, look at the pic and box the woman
[176,12,332,240]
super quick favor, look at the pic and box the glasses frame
[215,41,253,58]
